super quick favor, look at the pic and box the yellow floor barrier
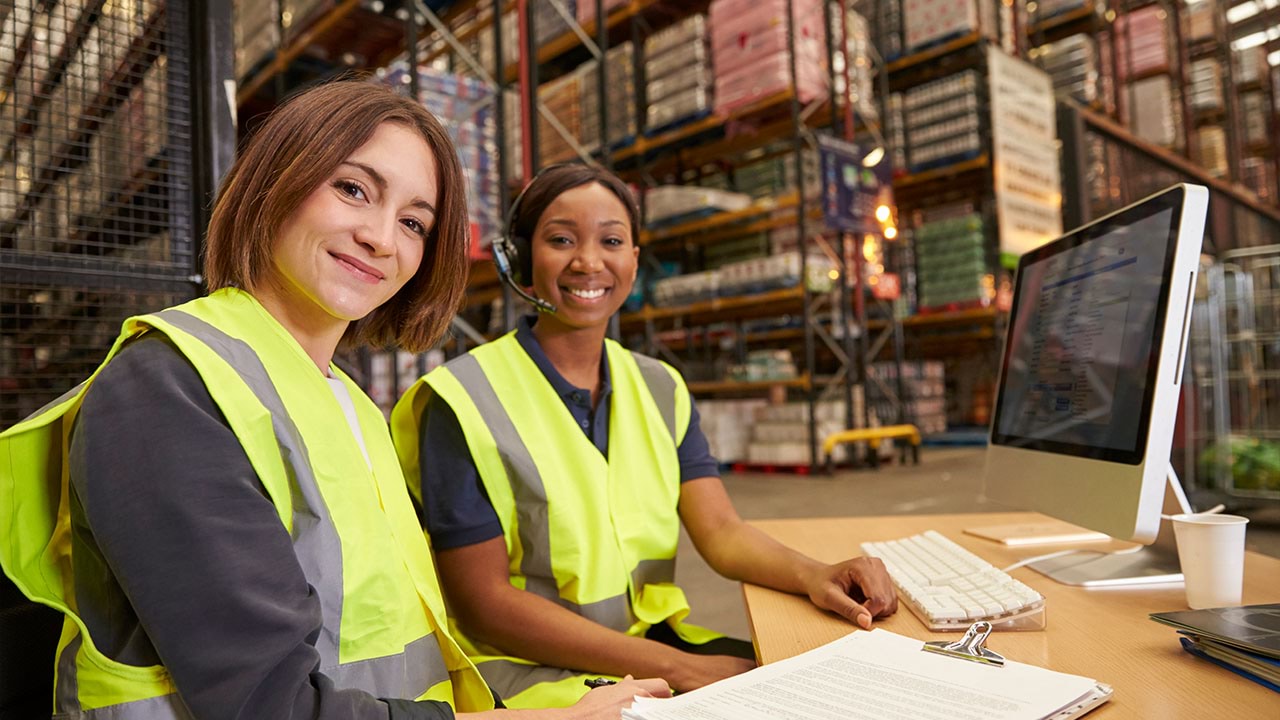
[821,424,921,471]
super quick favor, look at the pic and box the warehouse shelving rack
[1,0,234,430]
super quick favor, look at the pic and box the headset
[490,163,579,315]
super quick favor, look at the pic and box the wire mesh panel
[1,0,196,430]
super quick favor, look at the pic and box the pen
[583,677,617,689]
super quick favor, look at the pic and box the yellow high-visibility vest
[0,288,493,718]
[391,332,721,708]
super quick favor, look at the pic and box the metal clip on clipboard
[922,621,1006,667]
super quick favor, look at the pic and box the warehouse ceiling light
[1270,49,1280,65]
[875,205,892,223]
[862,146,885,168]
[884,226,899,240]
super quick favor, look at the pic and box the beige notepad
[963,521,1110,547]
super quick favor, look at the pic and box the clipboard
[922,621,1114,719]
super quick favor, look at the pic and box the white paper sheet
[622,629,1101,720]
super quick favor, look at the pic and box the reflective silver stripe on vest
[76,694,193,720]
[630,353,677,443]
[475,659,583,701]
[447,354,635,631]
[55,635,193,719]
[158,309,345,669]
[33,380,87,419]
[326,632,449,700]
[632,557,676,589]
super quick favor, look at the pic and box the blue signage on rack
[816,134,892,234]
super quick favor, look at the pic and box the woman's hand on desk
[804,557,898,629]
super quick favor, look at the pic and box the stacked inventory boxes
[1032,34,1101,106]
[902,0,998,54]
[1191,126,1227,179]
[1242,92,1269,148]
[887,92,908,173]
[1183,0,1216,44]
[580,42,637,151]
[709,0,828,114]
[536,69,586,164]
[903,70,982,173]
[745,397,865,466]
[646,185,752,226]
[235,0,279,80]
[1235,46,1268,86]
[878,0,904,59]
[650,251,835,306]
[1188,59,1223,112]
[831,8,877,121]
[914,211,988,311]
[1240,158,1274,202]
[475,11,519,76]
[1111,6,1173,80]
[384,64,502,246]
[644,14,713,132]
[533,0,577,46]
[1119,75,1181,148]
[1109,6,1178,150]
[698,399,769,462]
[727,349,798,382]
[868,361,946,435]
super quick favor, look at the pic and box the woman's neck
[250,285,346,376]
[531,318,607,397]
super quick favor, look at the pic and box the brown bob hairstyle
[204,80,468,353]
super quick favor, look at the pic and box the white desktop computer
[983,183,1210,587]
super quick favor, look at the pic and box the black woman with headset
[390,163,897,709]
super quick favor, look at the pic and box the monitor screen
[990,193,1185,464]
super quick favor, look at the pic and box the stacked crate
[698,399,770,463]
[536,69,586,164]
[745,396,865,466]
[1110,6,1180,149]
[868,361,947,435]
[902,0,998,54]
[914,211,989,311]
[709,0,828,115]
[644,14,713,133]
[532,0,576,46]
[234,0,279,80]
[579,43,637,151]
[384,65,502,246]
[902,70,982,173]
[877,0,905,59]
[831,9,877,121]
[1188,59,1223,112]
[1032,34,1102,107]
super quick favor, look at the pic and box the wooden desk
[744,512,1280,719]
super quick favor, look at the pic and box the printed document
[623,629,1107,720]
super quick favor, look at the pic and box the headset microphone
[491,237,557,314]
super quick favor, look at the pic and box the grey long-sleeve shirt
[68,335,456,720]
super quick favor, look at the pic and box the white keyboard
[862,530,1047,631]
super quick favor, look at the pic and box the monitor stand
[1028,465,1194,587]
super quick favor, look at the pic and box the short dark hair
[204,80,469,353]
[508,164,639,284]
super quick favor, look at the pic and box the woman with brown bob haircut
[0,80,665,720]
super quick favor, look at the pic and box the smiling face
[261,121,439,333]
[529,182,639,331]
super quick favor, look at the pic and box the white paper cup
[1170,513,1249,610]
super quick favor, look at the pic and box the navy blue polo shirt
[418,316,720,550]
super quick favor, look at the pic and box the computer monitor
[983,184,1209,586]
